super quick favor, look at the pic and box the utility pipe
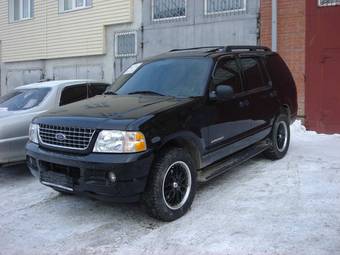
[272,0,278,52]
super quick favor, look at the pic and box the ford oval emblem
[55,133,67,141]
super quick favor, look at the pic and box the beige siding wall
[0,0,133,62]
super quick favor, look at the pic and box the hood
[44,95,193,119]
[35,95,194,130]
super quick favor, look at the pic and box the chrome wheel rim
[277,121,288,152]
[162,161,192,210]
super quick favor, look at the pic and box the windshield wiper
[128,91,166,96]
[104,91,117,95]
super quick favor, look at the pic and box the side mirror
[212,85,234,101]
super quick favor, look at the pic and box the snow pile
[291,120,340,137]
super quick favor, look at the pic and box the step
[197,140,270,183]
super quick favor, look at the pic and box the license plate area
[40,171,74,191]
[39,161,80,192]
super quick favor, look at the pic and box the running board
[197,140,271,183]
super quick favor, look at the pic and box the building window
[115,32,137,58]
[205,0,246,15]
[59,0,92,13]
[9,0,34,22]
[152,0,186,21]
[318,0,340,6]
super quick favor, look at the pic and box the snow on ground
[0,121,340,255]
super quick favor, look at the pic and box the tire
[264,113,290,160]
[142,147,197,222]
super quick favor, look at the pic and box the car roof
[15,80,109,90]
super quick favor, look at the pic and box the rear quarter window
[264,54,293,88]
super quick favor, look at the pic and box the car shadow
[0,163,33,181]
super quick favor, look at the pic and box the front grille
[38,124,95,150]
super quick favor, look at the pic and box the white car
[0,80,110,166]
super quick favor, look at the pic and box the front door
[207,57,252,152]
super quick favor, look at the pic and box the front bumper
[26,142,154,202]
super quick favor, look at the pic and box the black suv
[26,46,297,221]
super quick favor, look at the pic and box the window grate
[205,0,246,15]
[319,0,340,6]
[115,32,137,58]
[152,0,186,21]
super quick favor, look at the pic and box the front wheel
[264,113,290,160]
[142,148,197,222]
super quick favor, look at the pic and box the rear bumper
[26,142,154,202]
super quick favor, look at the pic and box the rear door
[239,55,279,133]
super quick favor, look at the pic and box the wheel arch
[281,104,292,122]
[157,132,204,170]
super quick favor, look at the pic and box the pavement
[0,122,340,255]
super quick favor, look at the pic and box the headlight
[93,130,147,153]
[29,123,39,144]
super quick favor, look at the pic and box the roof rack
[169,45,271,53]
[169,46,225,53]
[224,46,271,52]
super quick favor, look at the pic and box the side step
[197,140,271,183]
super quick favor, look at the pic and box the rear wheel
[143,148,197,222]
[264,113,290,160]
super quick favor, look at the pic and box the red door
[319,51,340,133]
[306,3,340,134]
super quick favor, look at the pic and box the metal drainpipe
[272,0,278,52]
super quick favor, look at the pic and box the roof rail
[224,46,271,52]
[169,45,272,54]
[169,46,225,53]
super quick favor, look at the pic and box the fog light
[107,172,117,183]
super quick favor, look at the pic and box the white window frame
[204,0,246,16]
[152,0,187,22]
[318,0,340,7]
[59,0,92,13]
[9,0,33,23]
[115,31,138,58]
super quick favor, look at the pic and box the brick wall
[260,0,306,117]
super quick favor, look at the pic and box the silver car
[0,80,110,166]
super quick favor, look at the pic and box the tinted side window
[88,84,108,98]
[265,54,293,88]
[213,58,242,94]
[60,85,87,106]
[240,58,265,91]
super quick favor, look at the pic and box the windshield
[111,58,213,98]
[0,88,51,111]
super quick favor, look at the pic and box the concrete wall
[142,0,259,58]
